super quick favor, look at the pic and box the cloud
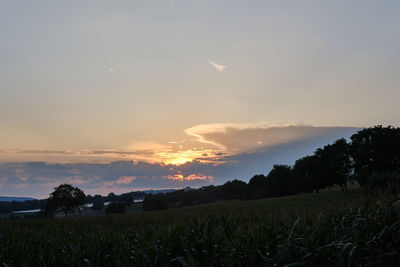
[0,148,158,164]
[116,176,137,185]
[107,67,115,73]
[18,150,74,155]
[208,60,227,72]
[185,122,358,154]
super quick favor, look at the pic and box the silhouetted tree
[222,179,248,199]
[248,174,267,199]
[294,156,315,193]
[121,193,134,206]
[265,165,296,197]
[91,195,104,210]
[350,126,400,186]
[45,184,86,217]
[106,192,118,202]
[143,195,167,211]
[105,202,126,214]
[315,138,352,191]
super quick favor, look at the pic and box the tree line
[144,125,400,211]
[0,188,145,215]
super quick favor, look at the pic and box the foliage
[221,179,248,199]
[91,195,104,210]
[143,195,168,211]
[248,174,267,199]
[106,192,119,203]
[85,191,145,205]
[45,184,86,217]
[265,165,296,197]
[350,125,400,186]
[293,155,322,193]
[120,193,134,206]
[105,202,126,214]
[315,138,353,191]
[0,189,399,266]
[365,171,400,197]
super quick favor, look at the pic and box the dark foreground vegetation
[0,187,399,266]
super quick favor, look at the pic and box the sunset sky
[1,1,399,198]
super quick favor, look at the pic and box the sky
[0,1,399,198]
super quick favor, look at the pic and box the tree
[106,192,118,202]
[248,174,267,199]
[120,193,134,206]
[350,126,400,186]
[45,184,86,217]
[293,155,320,193]
[222,179,248,199]
[91,194,104,210]
[265,165,296,197]
[315,138,352,191]
[143,195,167,211]
[105,202,126,214]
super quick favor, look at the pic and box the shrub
[143,197,167,211]
[365,171,400,197]
[105,202,126,214]
[91,198,104,210]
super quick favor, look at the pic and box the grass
[0,188,398,266]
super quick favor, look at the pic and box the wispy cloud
[107,67,115,73]
[208,60,227,72]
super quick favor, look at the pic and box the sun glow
[166,157,192,165]
[156,149,222,165]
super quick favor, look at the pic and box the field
[0,188,399,266]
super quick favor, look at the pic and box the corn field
[0,189,398,266]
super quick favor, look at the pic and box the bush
[91,198,104,210]
[365,171,400,197]
[143,197,167,211]
[105,202,126,214]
